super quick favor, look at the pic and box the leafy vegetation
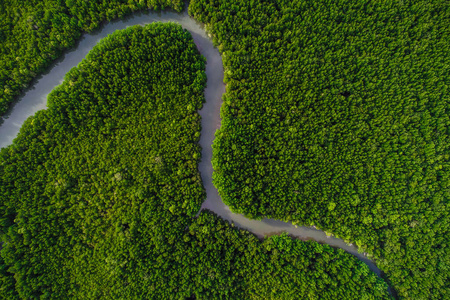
[0,0,184,117]
[189,0,450,298]
[0,22,390,299]
[0,23,206,299]
[182,211,390,299]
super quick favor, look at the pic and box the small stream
[0,8,383,278]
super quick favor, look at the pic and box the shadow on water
[1,51,66,121]
[0,3,393,295]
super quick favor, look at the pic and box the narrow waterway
[0,8,382,278]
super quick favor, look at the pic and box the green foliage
[189,0,450,298]
[0,22,390,299]
[0,254,19,299]
[0,0,184,117]
[182,211,391,299]
[0,23,205,299]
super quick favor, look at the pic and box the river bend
[0,8,382,277]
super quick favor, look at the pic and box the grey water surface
[0,8,383,278]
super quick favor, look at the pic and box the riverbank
[0,5,385,282]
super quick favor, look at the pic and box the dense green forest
[0,0,184,117]
[0,22,206,298]
[0,23,390,299]
[189,0,450,298]
[179,211,390,299]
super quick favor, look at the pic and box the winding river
[0,8,384,278]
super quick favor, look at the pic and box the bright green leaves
[190,0,450,298]
[328,202,336,211]
[0,23,205,298]
[363,215,373,225]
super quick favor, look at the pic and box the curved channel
[0,8,383,278]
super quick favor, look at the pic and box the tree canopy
[0,22,390,299]
[0,23,206,298]
[0,0,184,117]
[189,0,450,298]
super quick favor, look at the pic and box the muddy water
[0,8,382,277]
